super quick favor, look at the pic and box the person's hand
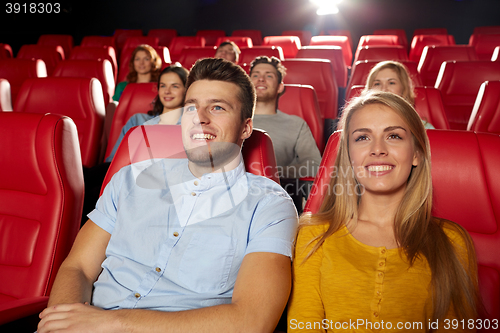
[37,303,117,333]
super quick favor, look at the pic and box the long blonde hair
[302,90,480,324]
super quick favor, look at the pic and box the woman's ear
[412,150,419,167]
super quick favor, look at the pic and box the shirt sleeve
[288,225,327,333]
[245,188,298,258]
[283,121,322,178]
[105,114,144,163]
[112,81,127,101]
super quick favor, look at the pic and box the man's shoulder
[245,173,292,200]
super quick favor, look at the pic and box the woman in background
[112,44,162,101]
[288,91,480,332]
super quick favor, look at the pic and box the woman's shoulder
[435,218,473,253]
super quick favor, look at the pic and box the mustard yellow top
[288,223,469,332]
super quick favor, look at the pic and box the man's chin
[184,142,240,170]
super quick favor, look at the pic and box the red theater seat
[53,59,115,104]
[178,46,217,70]
[147,29,178,48]
[113,29,143,53]
[347,60,422,98]
[469,33,500,60]
[0,78,12,111]
[15,77,106,168]
[0,59,47,104]
[409,34,456,63]
[282,30,312,46]
[105,82,158,161]
[101,126,279,195]
[354,45,409,63]
[357,35,403,50]
[413,28,448,37]
[263,36,301,58]
[468,81,500,135]
[321,30,353,51]
[418,45,477,86]
[278,84,325,152]
[0,112,83,326]
[70,46,118,82]
[309,36,352,67]
[282,59,338,120]
[17,44,64,76]
[435,60,500,130]
[168,36,206,63]
[215,36,253,48]
[80,36,116,50]
[196,30,226,46]
[472,26,500,35]
[304,130,500,323]
[123,36,159,50]
[296,46,348,88]
[0,43,13,59]
[373,29,409,50]
[37,34,74,60]
[239,46,284,64]
[232,29,263,46]
[346,86,450,130]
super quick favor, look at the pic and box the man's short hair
[249,56,287,83]
[218,41,241,62]
[187,58,256,121]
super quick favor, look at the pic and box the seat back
[17,44,64,76]
[472,26,500,35]
[413,28,448,37]
[282,30,312,46]
[435,60,500,130]
[239,46,284,64]
[304,130,500,321]
[0,112,83,324]
[373,29,409,50]
[309,36,352,66]
[37,34,74,59]
[53,59,115,104]
[0,78,12,111]
[0,59,47,104]
[357,35,403,49]
[196,30,226,46]
[113,29,143,53]
[346,85,450,130]
[0,43,13,59]
[232,29,263,46]
[105,82,158,161]
[418,45,478,86]
[282,59,338,119]
[354,45,409,63]
[296,46,348,88]
[263,36,301,58]
[123,36,159,50]
[101,126,279,195]
[278,84,325,152]
[215,36,253,48]
[15,77,106,168]
[147,29,178,47]
[409,34,456,62]
[178,46,217,70]
[468,81,500,134]
[168,36,206,62]
[321,29,354,51]
[70,45,118,82]
[347,60,422,97]
[469,33,500,60]
[80,36,116,50]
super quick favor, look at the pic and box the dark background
[1,0,499,55]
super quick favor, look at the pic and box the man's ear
[277,82,285,95]
[241,118,253,140]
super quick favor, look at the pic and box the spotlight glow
[310,0,343,15]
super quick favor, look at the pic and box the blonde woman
[288,91,480,332]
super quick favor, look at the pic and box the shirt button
[381,249,386,254]
[194,181,199,186]
[379,262,384,266]
[376,291,381,295]
[134,293,141,298]
[378,272,383,277]
[373,312,379,317]
[173,232,179,237]
[156,267,161,272]
[191,192,196,196]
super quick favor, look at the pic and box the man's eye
[212,105,224,111]
[185,105,196,112]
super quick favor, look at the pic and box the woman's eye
[373,82,380,87]
[355,135,368,142]
[388,134,402,139]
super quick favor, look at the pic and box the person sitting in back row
[249,56,321,179]
[214,41,241,63]
[112,44,162,101]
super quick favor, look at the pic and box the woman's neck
[158,107,182,125]
[137,73,151,83]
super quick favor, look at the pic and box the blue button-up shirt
[88,157,298,311]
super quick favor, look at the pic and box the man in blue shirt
[38,58,298,332]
